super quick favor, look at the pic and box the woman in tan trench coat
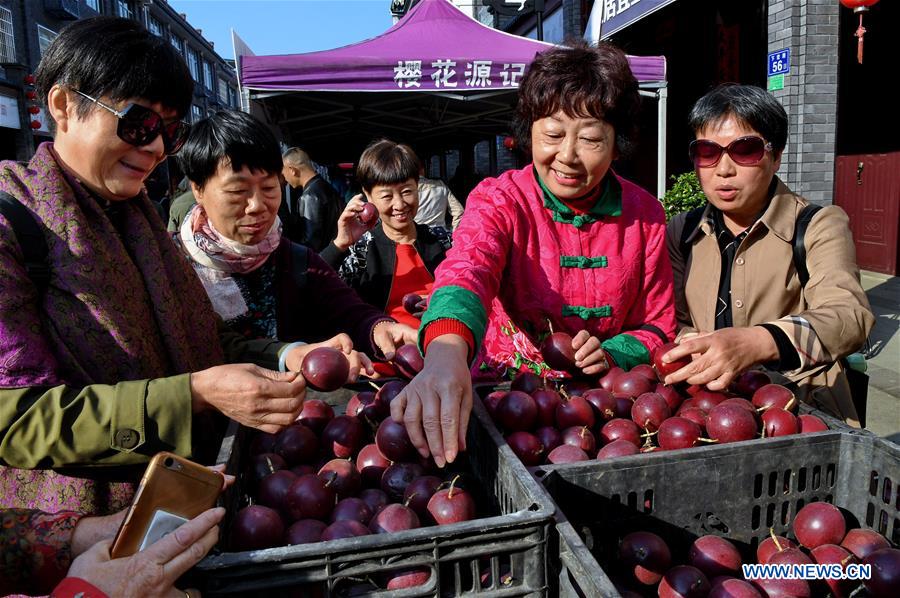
[661,84,874,424]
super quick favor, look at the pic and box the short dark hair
[35,17,193,121]
[282,147,312,169]
[688,84,789,154]
[513,41,641,156]
[356,139,420,192]
[178,110,283,189]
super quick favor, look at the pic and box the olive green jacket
[0,320,288,470]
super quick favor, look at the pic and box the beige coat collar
[685,177,804,243]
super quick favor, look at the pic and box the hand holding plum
[190,364,306,434]
[662,326,780,390]
[372,321,418,361]
[283,333,374,383]
[571,330,611,376]
[333,195,377,251]
[390,335,472,468]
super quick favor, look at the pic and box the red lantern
[502,136,516,150]
[30,120,42,129]
[23,74,35,85]
[25,91,37,101]
[840,0,878,8]
[840,0,880,64]
[27,106,40,115]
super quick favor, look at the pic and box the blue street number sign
[768,49,790,77]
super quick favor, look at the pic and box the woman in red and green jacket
[391,42,677,468]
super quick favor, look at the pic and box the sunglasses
[688,135,773,168]
[73,90,190,155]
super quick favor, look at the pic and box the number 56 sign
[767,49,791,77]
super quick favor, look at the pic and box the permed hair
[512,41,641,157]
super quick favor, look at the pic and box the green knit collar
[535,167,622,227]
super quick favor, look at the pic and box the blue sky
[168,1,395,59]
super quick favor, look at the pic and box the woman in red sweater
[321,140,452,369]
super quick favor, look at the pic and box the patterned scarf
[0,143,225,513]
[177,204,282,320]
[179,203,282,274]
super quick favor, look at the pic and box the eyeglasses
[73,90,190,155]
[688,135,774,168]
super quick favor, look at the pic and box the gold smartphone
[110,452,224,558]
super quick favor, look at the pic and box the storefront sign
[767,49,791,76]
[0,95,21,130]
[587,0,680,41]
[393,59,527,89]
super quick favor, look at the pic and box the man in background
[416,167,464,230]
[282,147,342,251]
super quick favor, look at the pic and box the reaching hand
[390,335,472,468]
[372,321,419,361]
[571,330,611,376]
[65,507,224,598]
[190,364,306,434]
[283,333,374,382]
[661,326,779,390]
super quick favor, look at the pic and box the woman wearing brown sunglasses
[0,17,312,590]
[663,84,874,424]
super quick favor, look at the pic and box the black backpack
[678,202,868,424]
[679,202,822,286]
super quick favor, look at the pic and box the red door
[834,152,900,276]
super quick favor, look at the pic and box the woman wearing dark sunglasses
[662,84,874,424]
[0,18,312,589]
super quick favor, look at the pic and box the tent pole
[657,85,668,200]
[536,0,545,41]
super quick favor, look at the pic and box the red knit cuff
[423,319,475,361]
[52,577,109,598]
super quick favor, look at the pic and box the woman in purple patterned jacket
[0,18,311,532]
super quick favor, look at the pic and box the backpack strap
[679,206,706,257]
[0,191,50,293]
[792,204,823,287]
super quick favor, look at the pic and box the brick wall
[768,0,840,206]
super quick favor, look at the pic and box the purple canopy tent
[237,0,668,192]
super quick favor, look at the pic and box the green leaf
[661,171,707,222]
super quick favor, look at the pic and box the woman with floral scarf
[173,110,416,371]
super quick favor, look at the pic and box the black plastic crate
[538,430,900,596]
[194,397,555,597]
[473,384,866,596]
